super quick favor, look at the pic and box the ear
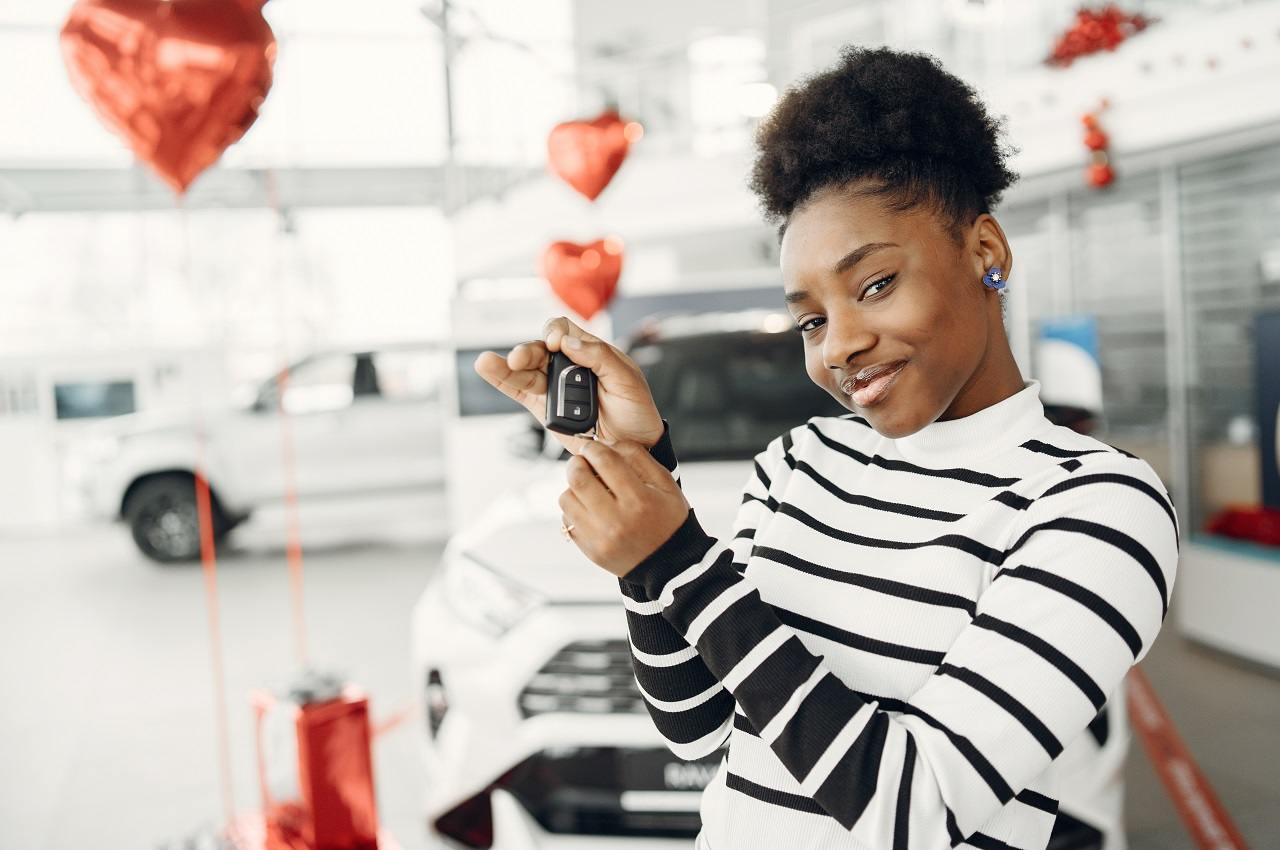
[970,213,1013,283]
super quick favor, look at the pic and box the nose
[821,307,875,372]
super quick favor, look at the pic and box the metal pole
[439,0,459,216]
[1159,160,1192,566]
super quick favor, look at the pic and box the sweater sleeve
[621,427,1179,848]
[618,418,775,760]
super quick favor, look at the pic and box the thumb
[611,440,678,491]
[553,334,627,383]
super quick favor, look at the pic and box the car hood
[456,458,753,602]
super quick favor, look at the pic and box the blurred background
[1,0,1278,848]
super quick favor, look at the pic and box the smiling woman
[753,44,1023,439]
[610,45,1180,850]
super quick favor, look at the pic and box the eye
[792,274,898,335]
[863,273,896,299]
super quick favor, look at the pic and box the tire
[124,474,231,563]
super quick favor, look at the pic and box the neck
[938,329,1023,421]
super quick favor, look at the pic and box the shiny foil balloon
[60,0,277,194]
[546,110,642,202]
[540,238,624,320]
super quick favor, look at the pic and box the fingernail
[563,336,582,350]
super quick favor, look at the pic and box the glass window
[635,329,846,461]
[53,380,136,420]
[372,348,445,402]
[1007,172,1174,487]
[455,348,524,417]
[1179,142,1280,537]
[0,373,40,417]
[263,353,356,415]
[1067,170,1171,473]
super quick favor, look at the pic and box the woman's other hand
[473,315,665,456]
[559,438,690,578]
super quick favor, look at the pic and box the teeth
[845,362,901,396]
[858,362,900,384]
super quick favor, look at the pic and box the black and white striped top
[618,378,1179,850]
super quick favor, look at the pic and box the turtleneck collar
[890,378,1047,465]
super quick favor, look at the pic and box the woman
[475,46,1178,850]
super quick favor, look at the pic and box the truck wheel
[125,474,230,563]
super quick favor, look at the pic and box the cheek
[804,348,829,387]
[888,284,953,348]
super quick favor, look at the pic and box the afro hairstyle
[748,45,1020,249]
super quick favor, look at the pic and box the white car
[411,310,1127,850]
[68,343,446,562]
[411,310,846,848]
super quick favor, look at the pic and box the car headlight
[442,551,546,637]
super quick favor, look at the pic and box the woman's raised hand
[473,316,666,456]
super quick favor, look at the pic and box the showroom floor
[1,514,1276,850]
[1122,620,1280,848]
[0,499,447,850]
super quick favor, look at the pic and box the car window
[263,353,356,415]
[454,347,524,417]
[631,330,846,461]
[373,349,444,402]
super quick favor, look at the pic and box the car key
[545,349,599,436]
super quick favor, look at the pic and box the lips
[841,359,907,396]
[841,360,907,406]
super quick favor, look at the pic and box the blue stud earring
[982,266,1006,290]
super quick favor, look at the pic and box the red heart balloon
[60,0,277,195]
[546,110,641,202]
[541,238,624,320]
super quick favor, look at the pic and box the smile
[843,361,907,407]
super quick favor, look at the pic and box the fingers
[542,316,601,351]
[565,453,613,503]
[543,317,628,382]
[472,350,546,406]
[505,339,550,373]
[558,484,588,527]
[577,439,673,501]
[609,440,678,490]
[473,314,633,409]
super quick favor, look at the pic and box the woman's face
[779,183,1015,439]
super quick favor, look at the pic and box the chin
[855,404,929,439]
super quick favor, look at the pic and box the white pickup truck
[67,343,447,562]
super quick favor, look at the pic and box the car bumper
[411,581,712,848]
[488,789,694,849]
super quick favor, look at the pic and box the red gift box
[1205,504,1280,548]
[252,672,379,850]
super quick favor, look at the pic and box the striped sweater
[617,378,1179,850]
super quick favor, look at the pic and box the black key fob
[545,350,599,435]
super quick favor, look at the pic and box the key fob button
[569,369,586,384]
[564,385,591,404]
[567,404,587,421]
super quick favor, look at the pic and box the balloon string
[178,198,236,828]
[265,168,308,667]
[278,365,308,666]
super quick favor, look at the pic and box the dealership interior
[2,1,1279,849]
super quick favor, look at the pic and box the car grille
[501,747,710,838]
[519,639,646,718]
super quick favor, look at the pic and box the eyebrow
[783,241,900,305]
